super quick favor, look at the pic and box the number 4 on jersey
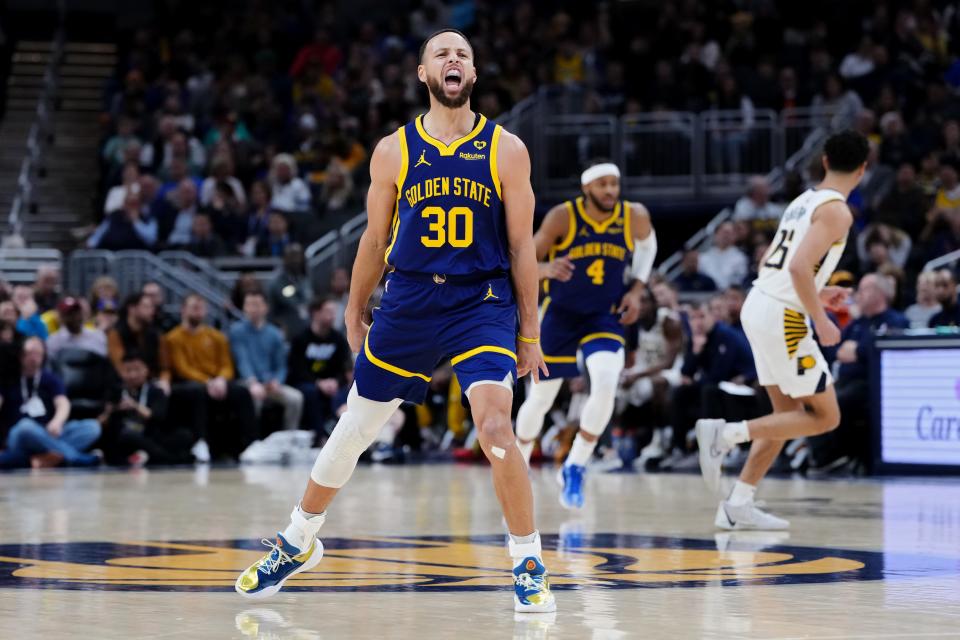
[586,258,605,285]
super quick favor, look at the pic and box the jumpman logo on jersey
[483,285,499,301]
[415,150,431,168]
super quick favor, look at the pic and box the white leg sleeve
[579,349,625,436]
[310,384,402,488]
[514,378,563,442]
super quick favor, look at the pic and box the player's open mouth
[444,69,462,89]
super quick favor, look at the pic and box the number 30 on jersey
[420,206,474,248]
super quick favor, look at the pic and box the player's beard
[426,74,475,109]
[586,190,617,214]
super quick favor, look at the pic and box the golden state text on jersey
[384,113,508,275]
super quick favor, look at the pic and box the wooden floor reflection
[1,464,959,639]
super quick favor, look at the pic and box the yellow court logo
[0,533,908,593]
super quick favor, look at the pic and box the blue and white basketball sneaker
[557,463,585,509]
[235,532,323,599]
[513,556,556,613]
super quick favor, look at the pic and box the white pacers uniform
[620,307,683,408]
[742,188,847,398]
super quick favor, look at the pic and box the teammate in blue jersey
[236,29,555,613]
[514,161,657,509]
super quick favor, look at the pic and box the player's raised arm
[787,200,852,346]
[345,131,402,352]
[534,204,574,282]
[499,130,548,381]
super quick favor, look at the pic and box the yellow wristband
[517,334,540,344]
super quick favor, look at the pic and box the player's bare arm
[534,204,574,282]
[345,132,402,352]
[787,200,853,347]
[500,130,548,382]
[617,202,655,325]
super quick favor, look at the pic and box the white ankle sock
[281,504,326,550]
[722,421,751,446]
[517,440,534,465]
[727,480,757,506]
[508,530,541,563]
[566,433,597,467]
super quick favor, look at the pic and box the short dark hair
[824,130,869,173]
[242,290,267,305]
[419,29,473,63]
[122,350,146,364]
[308,296,337,314]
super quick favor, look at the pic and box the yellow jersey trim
[580,332,626,345]
[364,326,432,381]
[576,198,621,234]
[623,201,634,251]
[544,354,577,363]
[450,345,517,366]
[490,124,503,200]
[415,113,487,157]
[539,296,551,321]
[555,200,578,251]
[383,126,408,265]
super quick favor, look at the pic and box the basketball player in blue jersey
[514,161,657,509]
[236,29,555,613]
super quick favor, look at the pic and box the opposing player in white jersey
[696,130,869,530]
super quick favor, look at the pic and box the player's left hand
[516,341,548,383]
[618,291,642,325]
[836,340,858,363]
[819,286,851,307]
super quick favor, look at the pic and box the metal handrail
[3,2,66,244]
[924,249,960,272]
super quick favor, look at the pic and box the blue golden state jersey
[384,113,509,275]
[545,196,634,313]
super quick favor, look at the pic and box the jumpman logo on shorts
[483,285,499,301]
[415,150,431,168]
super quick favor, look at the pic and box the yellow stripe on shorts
[783,308,808,358]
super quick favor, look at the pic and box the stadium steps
[1,40,116,252]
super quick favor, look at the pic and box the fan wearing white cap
[514,159,657,509]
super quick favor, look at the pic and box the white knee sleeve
[515,378,563,441]
[310,385,402,488]
[580,350,625,436]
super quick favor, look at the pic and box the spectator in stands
[87,190,158,250]
[257,211,292,257]
[673,249,717,293]
[698,222,749,290]
[269,154,311,215]
[46,296,107,359]
[89,276,119,312]
[670,299,756,462]
[288,297,352,436]
[856,141,895,215]
[94,297,120,333]
[874,162,930,239]
[141,281,178,332]
[107,293,171,394]
[10,286,47,339]
[161,179,200,248]
[814,274,908,467]
[165,295,258,461]
[0,337,101,469]
[732,176,785,223]
[0,315,24,385]
[103,161,140,214]
[32,265,61,314]
[102,116,139,170]
[207,181,247,251]
[200,154,246,208]
[328,267,350,331]
[230,272,264,313]
[268,244,311,338]
[879,111,917,168]
[229,291,303,431]
[723,285,747,334]
[98,351,193,467]
[243,180,272,257]
[928,268,960,327]
[905,271,942,328]
[857,224,912,272]
[186,211,228,258]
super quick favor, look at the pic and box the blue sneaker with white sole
[557,463,585,509]
[513,556,556,613]
[235,532,323,599]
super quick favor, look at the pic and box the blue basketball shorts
[354,271,519,403]
[539,297,625,380]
